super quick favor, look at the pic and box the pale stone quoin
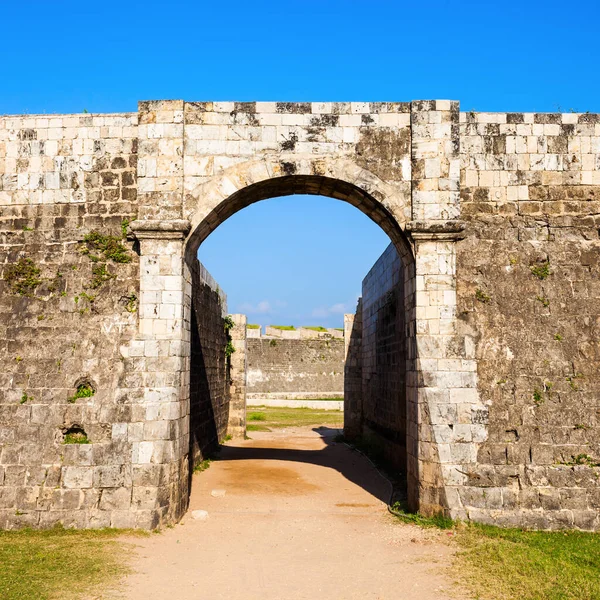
[0,100,599,530]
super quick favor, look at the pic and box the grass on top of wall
[269,325,296,330]
[302,326,328,331]
[0,526,145,600]
[247,407,343,431]
[246,324,261,329]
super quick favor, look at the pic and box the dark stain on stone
[17,129,37,141]
[534,113,562,124]
[507,113,524,124]
[280,131,298,152]
[187,102,213,113]
[306,114,339,142]
[361,114,375,125]
[355,127,409,180]
[276,102,311,114]
[281,161,297,175]
[234,102,256,113]
[111,157,127,169]
[578,113,600,124]
[411,100,436,112]
[560,124,575,136]
[309,114,339,128]
[230,107,259,127]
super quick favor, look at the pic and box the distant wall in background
[246,337,344,399]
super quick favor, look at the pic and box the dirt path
[119,427,458,600]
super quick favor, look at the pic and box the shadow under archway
[208,427,393,505]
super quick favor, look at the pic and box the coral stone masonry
[0,100,599,530]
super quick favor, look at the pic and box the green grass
[246,407,343,431]
[248,412,267,421]
[456,523,600,600]
[68,383,94,404]
[389,507,600,600]
[193,459,212,473]
[63,432,89,444]
[0,526,142,600]
[269,325,296,330]
[246,324,260,329]
[390,504,454,529]
[247,423,272,431]
[302,326,328,331]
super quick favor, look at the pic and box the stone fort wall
[0,113,143,529]
[455,111,600,529]
[246,336,344,399]
[188,261,230,468]
[347,244,407,470]
[0,112,233,527]
[349,110,600,529]
[1,101,599,530]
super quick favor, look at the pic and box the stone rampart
[1,101,599,530]
[348,244,408,470]
[188,261,230,467]
[246,338,344,398]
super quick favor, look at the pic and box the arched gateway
[128,100,483,526]
[1,100,599,531]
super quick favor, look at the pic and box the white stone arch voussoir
[183,155,412,260]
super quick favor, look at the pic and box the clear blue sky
[3,0,599,327]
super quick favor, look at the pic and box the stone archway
[129,99,485,528]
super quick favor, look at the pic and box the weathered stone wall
[0,112,141,529]
[456,111,600,529]
[352,245,408,469]
[227,314,247,438]
[246,338,344,398]
[188,261,229,468]
[343,306,362,437]
[1,100,599,531]
[262,326,344,339]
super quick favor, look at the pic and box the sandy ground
[117,426,458,600]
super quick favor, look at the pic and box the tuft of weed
[475,288,491,303]
[63,432,90,444]
[193,459,212,473]
[390,503,455,529]
[530,260,551,280]
[89,263,115,289]
[3,258,42,296]
[81,230,131,264]
[68,383,95,404]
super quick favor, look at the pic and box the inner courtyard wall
[246,336,344,400]
[355,244,408,471]
[188,261,230,468]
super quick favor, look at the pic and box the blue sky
[3,0,599,327]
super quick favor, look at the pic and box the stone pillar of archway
[407,100,487,518]
[128,218,192,527]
